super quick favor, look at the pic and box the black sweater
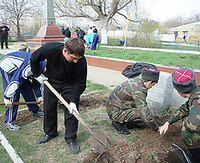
[30,42,87,103]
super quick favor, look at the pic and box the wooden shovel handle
[44,81,96,136]
[0,101,40,106]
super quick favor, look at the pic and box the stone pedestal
[26,26,65,52]
[146,72,174,112]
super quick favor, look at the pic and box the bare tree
[163,16,184,29]
[54,0,139,44]
[0,0,35,40]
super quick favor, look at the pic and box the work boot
[67,141,80,154]
[112,121,130,135]
[32,109,44,118]
[3,122,21,131]
[127,119,144,129]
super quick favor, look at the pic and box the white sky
[140,0,200,22]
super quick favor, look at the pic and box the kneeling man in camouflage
[106,67,160,135]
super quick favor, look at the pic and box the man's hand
[69,102,79,115]
[38,97,43,105]
[35,74,48,84]
[4,98,12,107]
[159,121,169,135]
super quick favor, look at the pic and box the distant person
[106,67,160,135]
[87,27,93,34]
[77,27,85,41]
[0,23,9,50]
[85,28,100,50]
[60,26,65,35]
[119,39,125,46]
[64,27,71,39]
[183,35,187,42]
[159,68,200,162]
[73,31,78,38]
[0,51,46,131]
[90,28,100,50]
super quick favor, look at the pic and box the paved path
[0,45,19,55]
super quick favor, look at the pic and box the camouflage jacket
[107,77,154,124]
[168,86,200,147]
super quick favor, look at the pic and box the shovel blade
[88,130,111,154]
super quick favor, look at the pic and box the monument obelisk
[26,0,65,52]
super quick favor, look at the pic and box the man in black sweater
[30,37,87,154]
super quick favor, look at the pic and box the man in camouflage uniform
[159,68,200,162]
[106,67,160,135]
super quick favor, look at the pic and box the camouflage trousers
[106,105,153,123]
[182,126,200,148]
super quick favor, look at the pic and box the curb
[85,55,200,85]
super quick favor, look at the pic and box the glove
[35,74,48,84]
[38,97,43,105]
[69,102,79,115]
[4,98,12,107]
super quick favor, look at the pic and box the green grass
[83,80,108,95]
[85,47,200,69]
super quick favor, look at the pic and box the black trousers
[188,147,200,162]
[43,82,79,143]
[1,36,8,49]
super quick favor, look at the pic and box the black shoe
[67,141,80,154]
[112,122,130,135]
[127,119,144,129]
[38,134,57,144]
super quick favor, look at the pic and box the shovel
[0,101,40,106]
[44,80,111,154]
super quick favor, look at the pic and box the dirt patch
[83,122,184,163]
[79,94,108,110]
[0,93,187,162]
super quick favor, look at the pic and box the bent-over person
[0,51,45,131]
[106,67,160,135]
[30,37,87,154]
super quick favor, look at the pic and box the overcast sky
[140,0,200,22]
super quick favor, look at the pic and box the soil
[0,93,187,163]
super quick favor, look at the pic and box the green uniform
[168,86,200,148]
[106,77,155,125]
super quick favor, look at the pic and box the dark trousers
[43,82,79,143]
[1,36,8,49]
[1,69,40,122]
[188,147,200,162]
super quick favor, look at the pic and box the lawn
[0,48,190,162]
[85,46,200,69]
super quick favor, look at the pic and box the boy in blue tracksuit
[0,51,46,131]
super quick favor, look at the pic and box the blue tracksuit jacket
[0,51,43,123]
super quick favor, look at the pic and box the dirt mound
[83,121,184,163]
[79,94,108,110]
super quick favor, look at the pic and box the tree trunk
[100,19,108,44]
[16,18,22,41]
